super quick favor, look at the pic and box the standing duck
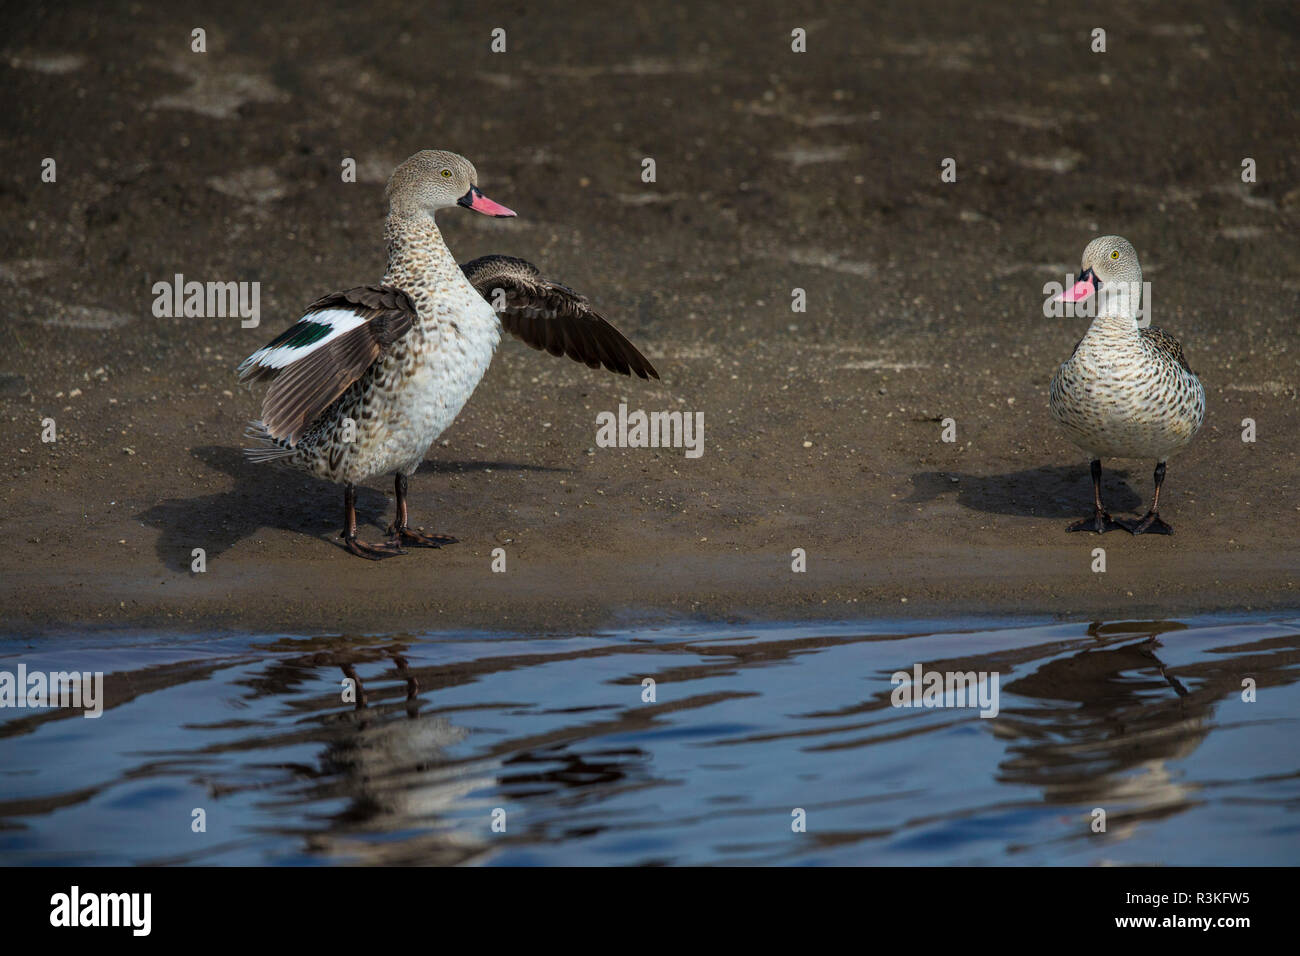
[238,150,658,559]
[1049,236,1205,534]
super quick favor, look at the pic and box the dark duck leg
[342,482,406,559]
[1068,459,1128,534]
[387,474,458,547]
[1119,461,1175,535]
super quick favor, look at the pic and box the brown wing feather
[257,285,415,445]
[1140,325,1194,374]
[303,285,418,321]
[461,255,659,380]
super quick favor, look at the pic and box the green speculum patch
[267,321,332,350]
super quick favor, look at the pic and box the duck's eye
[1110,250,1119,259]
[441,169,452,178]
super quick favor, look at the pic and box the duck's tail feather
[242,421,297,463]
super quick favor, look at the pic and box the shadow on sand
[906,464,1144,519]
[135,446,569,571]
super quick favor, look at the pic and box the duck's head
[386,149,516,220]
[1055,235,1142,306]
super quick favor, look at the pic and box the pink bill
[466,191,516,217]
[1054,275,1096,303]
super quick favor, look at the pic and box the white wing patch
[237,307,369,378]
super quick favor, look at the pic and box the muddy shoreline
[1,1,1297,635]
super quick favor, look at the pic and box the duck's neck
[382,211,456,287]
[1095,279,1142,323]
[1085,312,1140,340]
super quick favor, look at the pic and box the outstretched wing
[461,255,659,380]
[1140,325,1194,374]
[236,285,416,445]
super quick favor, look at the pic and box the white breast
[392,282,499,473]
[361,277,501,478]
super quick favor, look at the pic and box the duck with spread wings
[237,149,658,559]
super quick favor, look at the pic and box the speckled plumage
[265,215,502,483]
[1048,235,1205,535]
[1050,314,1205,461]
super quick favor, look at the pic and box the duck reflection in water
[990,621,1218,842]
[298,646,498,865]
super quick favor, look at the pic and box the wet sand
[1,0,1297,634]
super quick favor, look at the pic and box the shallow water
[1,614,1297,866]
